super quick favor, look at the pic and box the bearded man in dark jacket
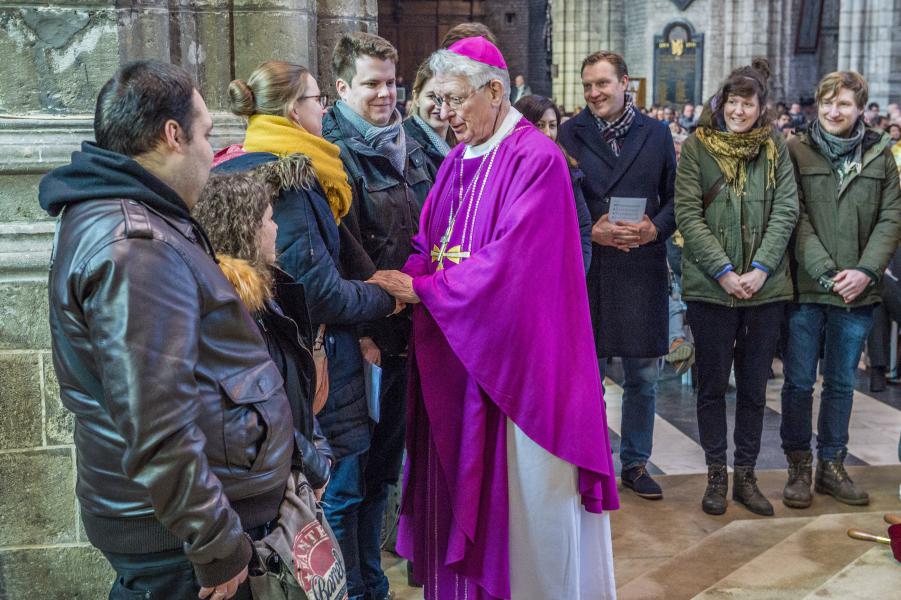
[39,61,294,600]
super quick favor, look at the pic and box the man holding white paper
[560,50,677,500]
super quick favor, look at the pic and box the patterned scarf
[243,114,352,222]
[695,125,777,196]
[335,101,407,175]
[594,93,636,157]
[412,115,451,157]
[809,117,865,185]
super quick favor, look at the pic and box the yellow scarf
[695,126,777,196]
[244,115,352,222]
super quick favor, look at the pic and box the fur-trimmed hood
[217,255,272,314]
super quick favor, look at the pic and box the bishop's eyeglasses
[433,83,490,111]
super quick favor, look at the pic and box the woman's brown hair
[228,60,310,119]
[193,172,274,275]
[714,57,772,128]
[409,59,457,145]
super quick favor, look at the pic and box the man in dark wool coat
[560,50,677,500]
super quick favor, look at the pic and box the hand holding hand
[738,268,768,297]
[592,215,639,252]
[718,271,751,300]
[625,215,658,246]
[198,566,248,600]
[369,270,420,304]
[832,269,870,304]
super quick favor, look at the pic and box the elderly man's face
[434,74,502,146]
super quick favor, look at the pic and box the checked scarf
[594,93,636,157]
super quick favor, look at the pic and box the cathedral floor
[385,363,901,598]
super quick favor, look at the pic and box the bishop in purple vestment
[370,38,619,600]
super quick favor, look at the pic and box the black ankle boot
[733,466,774,516]
[702,464,728,515]
[783,451,813,509]
[815,458,869,505]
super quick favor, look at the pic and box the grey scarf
[412,115,451,157]
[809,117,865,184]
[335,100,407,174]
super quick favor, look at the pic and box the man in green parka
[781,71,901,509]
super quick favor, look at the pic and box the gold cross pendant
[431,244,470,270]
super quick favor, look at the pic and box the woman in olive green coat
[675,58,799,517]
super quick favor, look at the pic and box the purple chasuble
[397,118,619,599]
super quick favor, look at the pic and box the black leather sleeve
[295,418,333,489]
[80,238,250,586]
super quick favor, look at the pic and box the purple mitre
[446,36,508,70]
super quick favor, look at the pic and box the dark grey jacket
[323,108,433,355]
[40,143,293,587]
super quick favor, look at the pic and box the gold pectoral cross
[431,243,470,270]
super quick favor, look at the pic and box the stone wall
[837,0,901,106]
[0,2,369,598]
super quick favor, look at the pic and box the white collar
[463,107,523,159]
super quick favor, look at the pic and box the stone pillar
[551,0,626,112]
[317,0,378,94]
[0,1,370,597]
[838,0,901,106]
[232,0,318,82]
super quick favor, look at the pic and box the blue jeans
[781,303,874,460]
[358,357,407,600]
[599,357,660,470]
[323,451,368,600]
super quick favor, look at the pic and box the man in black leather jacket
[38,61,293,600]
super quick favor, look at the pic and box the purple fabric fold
[397,118,619,598]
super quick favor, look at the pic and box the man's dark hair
[332,32,398,86]
[94,60,197,157]
[441,22,497,48]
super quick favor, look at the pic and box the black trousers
[867,274,901,370]
[102,523,270,600]
[687,301,785,466]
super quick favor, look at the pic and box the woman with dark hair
[403,59,455,178]
[514,94,593,272]
[675,58,799,516]
[192,171,334,494]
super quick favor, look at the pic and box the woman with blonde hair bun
[214,61,400,583]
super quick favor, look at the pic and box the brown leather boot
[782,451,813,509]
[733,466,774,516]
[815,458,869,505]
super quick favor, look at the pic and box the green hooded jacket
[675,115,799,307]
[788,128,901,307]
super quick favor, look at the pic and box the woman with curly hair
[514,94,592,272]
[675,58,798,516]
[192,171,333,497]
